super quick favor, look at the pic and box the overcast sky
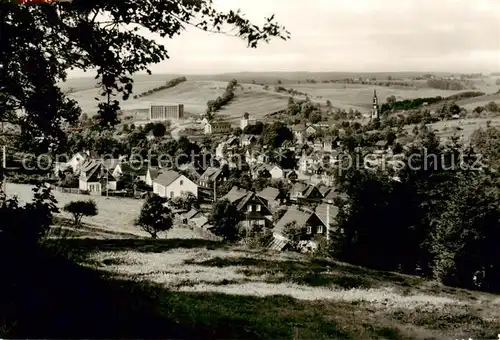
[70,0,500,76]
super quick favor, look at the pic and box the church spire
[371,88,379,120]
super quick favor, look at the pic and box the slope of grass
[71,239,500,339]
[283,83,466,114]
[3,232,499,339]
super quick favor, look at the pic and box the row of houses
[174,184,340,251]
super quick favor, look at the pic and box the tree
[63,200,98,227]
[135,195,173,238]
[386,95,397,106]
[152,123,167,138]
[282,221,306,251]
[244,112,250,120]
[208,199,241,242]
[2,1,289,154]
[170,192,199,211]
[309,113,321,124]
[262,122,293,148]
[485,101,499,113]
[326,99,332,107]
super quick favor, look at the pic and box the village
[37,85,499,252]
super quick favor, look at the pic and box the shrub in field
[63,200,98,227]
[135,195,173,239]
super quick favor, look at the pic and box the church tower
[371,89,380,120]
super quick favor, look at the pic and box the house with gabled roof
[152,170,198,199]
[257,186,285,209]
[315,203,339,233]
[54,151,88,176]
[241,134,258,146]
[305,125,317,135]
[118,163,149,182]
[273,207,327,240]
[222,186,272,229]
[289,182,322,203]
[198,166,227,189]
[79,161,117,194]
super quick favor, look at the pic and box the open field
[5,183,202,239]
[143,80,227,114]
[284,83,472,113]
[404,117,500,142]
[58,238,500,339]
[456,93,500,111]
[63,74,500,121]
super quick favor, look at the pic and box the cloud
[70,0,500,76]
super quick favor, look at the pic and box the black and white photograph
[1,0,500,338]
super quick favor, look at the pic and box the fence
[50,185,87,195]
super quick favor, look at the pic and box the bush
[63,200,98,226]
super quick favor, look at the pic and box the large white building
[204,121,232,135]
[149,104,184,121]
[152,170,198,199]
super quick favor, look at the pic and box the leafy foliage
[2,1,289,153]
[63,200,98,226]
[206,79,238,114]
[282,222,306,251]
[0,184,59,247]
[261,122,293,148]
[208,199,241,243]
[135,195,173,238]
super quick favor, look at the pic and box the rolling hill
[63,74,500,121]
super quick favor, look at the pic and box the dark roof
[317,184,331,197]
[257,187,280,201]
[148,167,162,180]
[274,207,321,233]
[223,186,250,204]
[82,163,116,183]
[200,167,223,181]
[153,170,182,187]
[222,186,269,212]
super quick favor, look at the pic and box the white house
[54,152,87,176]
[269,165,284,179]
[240,115,256,130]
[153,170,198,199]
[79,161,117,194]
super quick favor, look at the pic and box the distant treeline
[133,76,187,99]
[274,86,309,97]
[207,79,237,113]
[381,91,485,114]
[381,97,444,113]
[445,91,485,101]
[426,79,471,91]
